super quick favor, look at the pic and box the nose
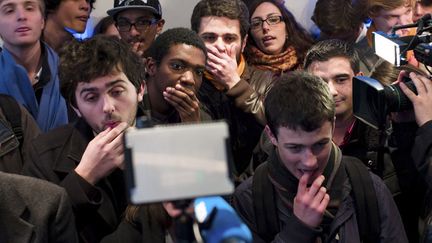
[214,37,226,53]
[102,95,115,114]
[302,149,318,168]
[129,25,140,37]
[80,0,90,12]
[327,81,338,96]
[262,20,270,32]
[16,7,27,21]
[179,70,196,89]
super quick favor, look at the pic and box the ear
[241,33,248,53]
[146,57,157,76]
[71,104,82,118]
[137,82,145,102]
[355,71,364,77]
[264,125,278,146]
[41,17,45,30]
[156,19,165,35]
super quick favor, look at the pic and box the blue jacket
[0,43,68,132]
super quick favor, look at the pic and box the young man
[43,0,94,52]
[304,39,422,242]
[367,0,419,66]
[107,0,165,58]
[304,40,362,148]
[0,0,68,132]
[23,35,145,243]
[191,0,275,174]
[145,27,207,123]
[232,71,407,242]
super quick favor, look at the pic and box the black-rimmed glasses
[116,18,158,32]
[250,16,283,30]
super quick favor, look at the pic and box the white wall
[0,0,318,46]
[91,0,318,32]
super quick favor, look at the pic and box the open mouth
[262,35,275,43]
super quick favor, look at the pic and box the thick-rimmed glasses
[116,18,158,32]
[250,16,283,30]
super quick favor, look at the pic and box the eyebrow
[79,80,126,96]
[0,0,37,8]
[284,138,330,146]
[333,73,351,79]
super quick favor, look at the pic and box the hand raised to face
[293,174,330,228]
[75,122,129,185]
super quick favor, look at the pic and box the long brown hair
[246,0,314,62]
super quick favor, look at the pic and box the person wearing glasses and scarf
[244,0,314,76]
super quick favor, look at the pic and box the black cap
[107,0,162,19]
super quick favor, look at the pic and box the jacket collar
[53,118,94,173]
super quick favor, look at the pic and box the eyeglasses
[250,16,283,30]
[116,18,158,32]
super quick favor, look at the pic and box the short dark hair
[145,27,207,65]
[265,71,335,136]
[304,39,360,74]
[246,0,313,63]
[45,0,95,15]
[312,0,367,41]
[93,16,116,36]
[419,0,432,6]
[59,35,145,106]
[191,0,250,40]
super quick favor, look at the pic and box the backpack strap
[252,162,279,242]
[0,94,23,146]
[344,156,381,243]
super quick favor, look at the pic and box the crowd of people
[1,0,432,242]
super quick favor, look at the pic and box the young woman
[244,0,314,75]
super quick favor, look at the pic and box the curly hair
[145,27,207,65]
[59,35,145,106]
[191,0,250,39]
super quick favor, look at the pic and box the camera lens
[384,80,417,112]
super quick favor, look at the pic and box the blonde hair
[368,0,415,16]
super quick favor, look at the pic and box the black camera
[353,76,417,130]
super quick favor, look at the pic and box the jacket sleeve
[22,140,103,213]
[370,173,409,243]
[225,69,275,125]
[232,178,321,243]
[50,188,79,243]
[411,120,432,189]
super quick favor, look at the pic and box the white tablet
[124,121,234,204]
